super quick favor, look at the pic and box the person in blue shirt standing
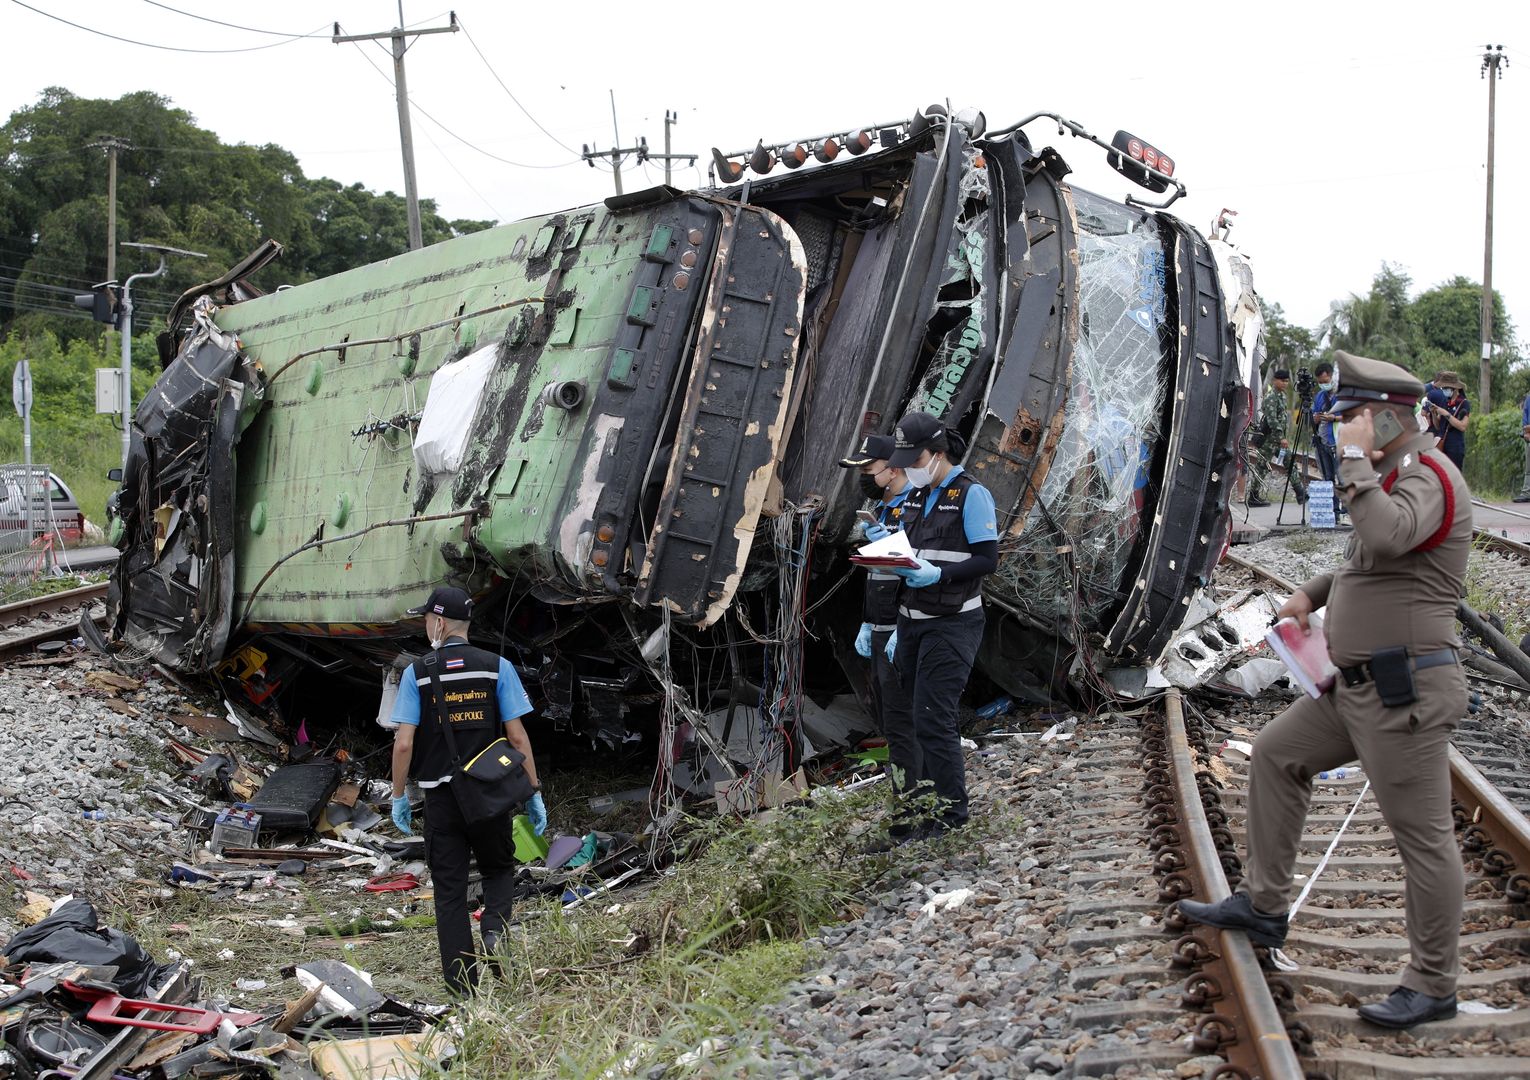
[1516,389,1530,504]
[840,434,921,821]
[1311,361,1346,521]
[389,585,546,995]
[882,411,1000,839]
[1310,362,1339,481]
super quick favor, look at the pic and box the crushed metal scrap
[0,900,451,1079]
[95,103,1261,769]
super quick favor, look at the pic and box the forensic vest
[899,471,985,620]
[408,642,502,782]
[862,494,910,630]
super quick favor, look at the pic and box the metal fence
[1,463,73,602]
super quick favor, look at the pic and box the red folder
[1264,616,1337,698]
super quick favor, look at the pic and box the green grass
[1282,529,1325,556]
[1465,544,1527,642]
[117,783,988,1078]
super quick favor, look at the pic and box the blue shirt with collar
[1522,391,1530,428]
[390,638,533,728]
[918,465,1000,543]
[1312,386,1337,446]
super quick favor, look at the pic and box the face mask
[1318,381,1332,392]
[905,465,933,488]
[858,473,885,500]
[1443,390,1455,400]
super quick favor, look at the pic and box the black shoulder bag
[422,649,537,825]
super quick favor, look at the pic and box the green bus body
[106,111,1262,713]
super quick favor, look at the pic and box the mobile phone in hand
[1372,408,1405,446]
[855,509,878,524]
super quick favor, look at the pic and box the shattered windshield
[990,189,1170,633]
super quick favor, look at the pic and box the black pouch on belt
[1369,646,1418,708]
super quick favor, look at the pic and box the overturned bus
[101,106,1261,744]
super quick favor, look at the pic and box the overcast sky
[4,0,1527,359]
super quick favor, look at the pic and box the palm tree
[1318,292,1392,353]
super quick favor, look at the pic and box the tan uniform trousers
[1242,663,1467,998]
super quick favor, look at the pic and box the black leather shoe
[912,815,969,842]
[1176,892,1288,947]
[1357,987,1457,1028]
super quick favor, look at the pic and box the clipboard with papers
[849,529,920,569]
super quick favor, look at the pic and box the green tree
[1260,300,1317,372]
[1,88,494,340]
[1318,264,1417,366]
[1403,276,1516,403]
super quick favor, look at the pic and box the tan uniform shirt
[1298,431,1473,667]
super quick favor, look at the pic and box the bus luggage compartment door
[634,203,806,627]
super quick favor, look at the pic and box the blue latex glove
[893,557,941,588]
[391,795,412,835]
[862,521,891,542]
[854,622,874,658]
[884,630,898,662]
[526,791,548,836]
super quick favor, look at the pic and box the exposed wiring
[10,0,329,53]
[238,508,478,627]
[264,297,544,387]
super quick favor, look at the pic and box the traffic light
[73,282,120,327]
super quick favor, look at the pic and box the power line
[9,0,329,54]
[345,37,577,170]
[0,275,87,295]
[137,0,328,38]
[414,122,503,223]
[457,17,580,156]
[0,261,97,287]
[1,298,91,319]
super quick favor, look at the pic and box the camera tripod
[1275,392,1314,527]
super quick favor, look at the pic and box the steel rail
[1449,745,1530,905]
[1472,526,1530,563]
[0,580,108,625]
[1163,688,1304,1079]
[1222,545,1530,902]
[0,582,109,662]
[1221,549,1298,594]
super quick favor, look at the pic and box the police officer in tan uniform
[1180,351,1472,1029]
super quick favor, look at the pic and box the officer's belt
[1338,648,1457,689]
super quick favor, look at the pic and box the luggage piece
[245,760,343,831]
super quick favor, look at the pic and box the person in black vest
[389,586,545,995]
[839,433,920,803]
[884,411,1000,838]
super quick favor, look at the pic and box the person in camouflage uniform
[1248,368,1291,507]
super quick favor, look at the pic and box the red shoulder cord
[1380,453,1455,553]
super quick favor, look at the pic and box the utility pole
[334,7,458,250]
[88,136,131,283]
[643,110,697,187]
[1479,43,1508,411]
[583,101,696,195]
[582,90,644,196]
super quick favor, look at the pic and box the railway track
[1158,547,1530,1078]
[1472,526,1530,565]
[0,580,109,661]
